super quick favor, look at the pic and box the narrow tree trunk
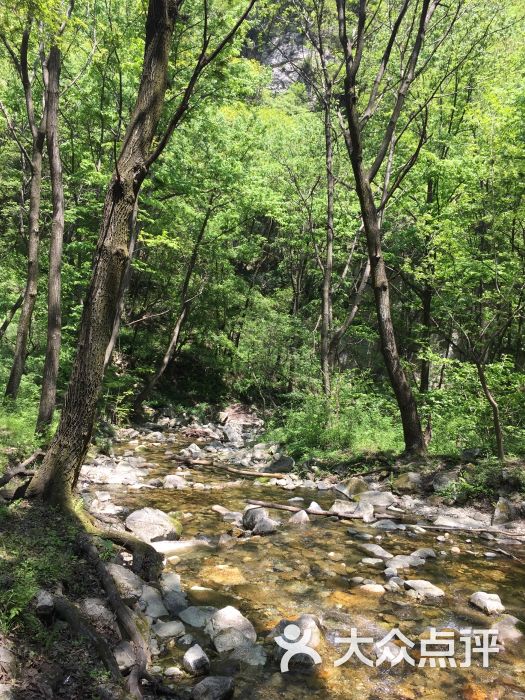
[343,100,425,454]
[37,45,64,432]
[27,0,181,505]
[134,205,211,407]
[419,284,432,392]
[5,127,45,398]
[476,361,505,461]
[321,98,334,396]
[0,293,23,341]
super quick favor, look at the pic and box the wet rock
[355,491,395,507]
[433,513,484,529]
[372,519,406,531]
[361,558,384,567]
[180,443,202,459]
[469,591,505,615]
[151,539,214,556]
[228,642,267,666]
[113,641,135,672]
[140,585,169,620]
[288,510,310,525]
[252,517,279,535]
[411,548,436,559]
[493,615,523,645]
[405,580,445,599]
[359,583,385,594]
[242,506,269,530]
[359,543,393,560]
[329,500,357,516]
[35,589,54,617]
[106,564,144,604]
[152,619,185,639]
[388,555,425,569]
[179,606,218,628]
[125,507,182,543]
[191,676,234,700]
[163,474,190,489]
[205,606,256,651]
[307,501,323,513]
[346,528,373,541]
[267,455,295,473]
[183,644,210,675]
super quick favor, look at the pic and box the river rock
[492,497,518,525]
[113,641,135,672]
[355,491,396,507]
[411,548,436,559]
[288,510,310,525]
[153,619,185,639]
[359,583,385,594]
[405,580,445,599]
[493,615,523,645]
[191,676,234,700]
[307,501,324,513]
[388,554,425,569]
[229,642,267,666]
[252,517,279,535]
[359,543,393,560]
[106,563,144,604]
[267,455,295,473]
[329,500,358,516]
[205,606,256,652]
[393,471,422,493]
[354,501,375,522]
[140,585,169,620]
[242,506,269,530]
[183,644,210,675]
[179,606,218,628]
[160,572,189,614]
[125,507,182,543]
[433,513,484,529]
[151,538,214,556]
[163,474,190,489]
[470,591,505,615]
[372,519,406,531]
[269,614,321,668]
[334,476,369,498]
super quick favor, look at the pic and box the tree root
[52,595,124,686]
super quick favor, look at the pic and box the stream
[82,424,525,699]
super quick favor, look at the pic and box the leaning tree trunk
[476,361,505,461]
[0,292,23,341]
[27,0,181,504]
[37,45,65,432]
[320,95,334,396]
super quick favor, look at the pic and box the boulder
[113,641,135,672]
[125,507,182,543]
[191,676,234,700]
[307,501,323,513]
[163,474,190,489]
[152,619,186,639]
[266,455,295,473]
[251,517,279,535]
[329,500,358,516]
[179,606,218,628]
[372,519,405,531]
[470,591,505,615]
[204,606,256,651]
[405,580,445,599]
[392,471,422,493]
[288,510,310,526]
[228,643,267,666]
[492,497,518,525]
[359,543,393,560]
[269,614,321,668]
[334,476,369,498]
[353,501,375,522]
[35,589,54,617]
[183,644,210,675]
[433,513,484,529]
[0,648,16,677]
[106,564,144,604]
[242,506,269,530]
[411,548,436,559]
[140,585,168,620]
[355,490,396,507]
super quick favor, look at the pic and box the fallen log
[0,450,43,487]
[172,455,289,479]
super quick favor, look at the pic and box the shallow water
[108,439,525,699]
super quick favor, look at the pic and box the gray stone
[151,539,213,556]
[252,517,279,535]
[360,558,384,567]
[0,648,16,677]
[191,676,234,700]
[242,506,269,530]
[228,642,267,666]
[405,580,445,599]
[393,471,422,493]
[492,497,517,525]
[334,476,369,498]
[125,507,181,543]
[80,598,117,629]
[163,474,190,489]
[113,641,135,672]
[493,615,523,646]
[329,500,358,516]
[388,555,425,569]
[269,614,321,668]
[152,619,185,639]
[411,548,436,559]
[179,606,218,628]
[359,583,385,594]
[433,514,484,529]
[288,510,310,526]
[205,606,256,650]
[307,501,324,513]
[140,585,168,620]
[355,491,396,507]
[359,543,393,560]
[35,589,54,616]
[470,591,505,615]
[106,563,144,604]
[372,519,406,531]
[183,644,210,675]
[267,455,295,473]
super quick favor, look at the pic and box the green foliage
[437,458,516,504]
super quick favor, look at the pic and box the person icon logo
[275,623,322,672]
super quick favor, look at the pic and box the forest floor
[1,408,525,699]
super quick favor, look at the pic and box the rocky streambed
[77,410,525,699]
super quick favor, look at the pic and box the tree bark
[28,0,182,504]
[320,95,334,395]
[419,284,432,392]
[476,361,505,461]
[0,293,23,341]
[37,45,65,432]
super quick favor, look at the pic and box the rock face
[204,606,257,652]
[183,644,210,675]
[470,591,505,615]
[405,580,445,600]
[106,563,144,604]
[191,676,234,700]
[125,507,182,543]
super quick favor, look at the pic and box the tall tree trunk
[5,127,45,398]
[419,284,432,392]
[320,96,334,395]
[476,361,505,460]
[134,205,211,407]
[37,45,64,432]
[28,0,181,504]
